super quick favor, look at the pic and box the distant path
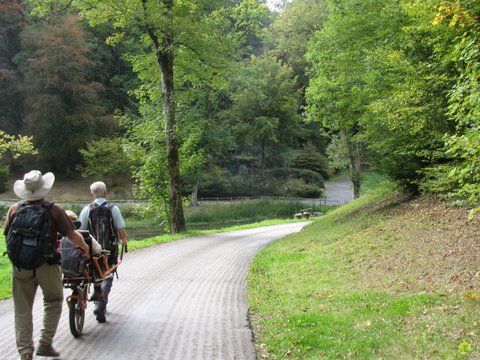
[324,177,353,204]
[0,223,307,359]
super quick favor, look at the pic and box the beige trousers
[12,263,63,356]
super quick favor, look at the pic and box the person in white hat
[3,170,90,360]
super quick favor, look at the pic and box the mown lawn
[248,184,480,359]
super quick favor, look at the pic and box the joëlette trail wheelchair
[61,231,125,337]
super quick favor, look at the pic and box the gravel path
[0,223,307,360]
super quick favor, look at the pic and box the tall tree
[306,0,405,198]
[228,54,302,172]
[270,0,327,95]
[18,14,104,175]
[0,0,25,134]
[61,0,247,232]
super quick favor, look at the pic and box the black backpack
[88,202,117,253]
[5,201,55,270]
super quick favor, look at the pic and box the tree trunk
[144,0,186,233]
[190,180,199,207]
[260,139,266,175]
[343,130,362,199]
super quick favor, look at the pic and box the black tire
[68,289,85,337]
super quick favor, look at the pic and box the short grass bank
[248,183,480,359]
[0,218,302,300]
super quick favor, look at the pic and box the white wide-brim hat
[13,170,55,201]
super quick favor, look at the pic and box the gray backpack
[61,236,86,277]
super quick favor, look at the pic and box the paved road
[324,177,353,204]
[0,223,307,360]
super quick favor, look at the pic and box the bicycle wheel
[68,288,85,337]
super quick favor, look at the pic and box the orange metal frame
[91,254,120,279]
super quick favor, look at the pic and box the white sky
[266,0,284,11]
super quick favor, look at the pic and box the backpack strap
[42,201,55,211]
[88,202,99,211]
[99,200,110,208]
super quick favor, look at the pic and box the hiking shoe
[20,353,33,360]
[94,307,106,323]
[36,343,60,357]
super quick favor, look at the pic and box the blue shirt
[79,198,126,231]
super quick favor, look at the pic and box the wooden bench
[294,208,312,219]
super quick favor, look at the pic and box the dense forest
[0,0,479,231]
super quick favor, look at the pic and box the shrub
[281,178,323,198]
[292,142,329,179]
[268,167,324,186]
[79,138,132,187]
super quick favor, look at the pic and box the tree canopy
[1,0,480,226]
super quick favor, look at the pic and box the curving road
[0,223,307,360]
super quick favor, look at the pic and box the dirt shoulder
[355,196,480,296]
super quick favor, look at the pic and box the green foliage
[17,14,105,175]
[361,1,458,185]
[0,130,35,160]
[0,1,24,135]
[79,137,132,187]
[326,133,349,172]
[121,108,169,222]
[291,142,329,179]
[282,178,323,198]
[228,53,302,170]
[268,167,323,186]
[305,0,404,195]
[0,163,9,193]
[422,1,480,207]
[0,130,36,191]
[270,0,328,92]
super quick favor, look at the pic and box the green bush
[281,178,323,198]
[291,184,323,198]
[197,170,324,198]
[268,167,324,186]
[79,138,132,187]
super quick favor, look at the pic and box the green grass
[360,170,392,195]
[0,218,304,300]
[0,236,10,299]
[248,182,480,359]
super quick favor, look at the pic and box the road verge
[248,182,480,358]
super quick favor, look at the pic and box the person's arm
[90,235,102,256]
[78,206,89,230]
[112,205,127,246]
[117,228,127,247]
[66,230,90,259]
[3,205,15,236]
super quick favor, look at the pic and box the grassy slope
[248,183,480,359]
[0,218,304,300]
